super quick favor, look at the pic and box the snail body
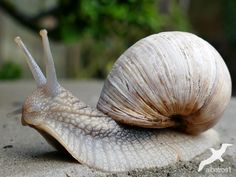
[15,30,231,172]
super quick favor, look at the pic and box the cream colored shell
[97,31,231,134]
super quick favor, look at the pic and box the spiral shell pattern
[97,31,231,134]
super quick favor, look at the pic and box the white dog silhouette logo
[198,143,233,172]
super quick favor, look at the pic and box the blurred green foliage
[58,0,190,42]
[56,0,190,78]
[0,0,191,79]
[223,0,236,45]
[0,61,22,80]
[59,0,161,42]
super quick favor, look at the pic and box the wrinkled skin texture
[22,86,219,172]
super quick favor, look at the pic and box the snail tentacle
[14,36,46,87]
[40,29,59,97]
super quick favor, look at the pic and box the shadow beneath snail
[2,142,77,164]
[36,150,77,163]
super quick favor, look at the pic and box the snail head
[14,29,63,127]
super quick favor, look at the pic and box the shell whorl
[97,31,231,134]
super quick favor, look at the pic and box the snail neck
[42,87,119,137]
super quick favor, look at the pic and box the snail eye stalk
[40,29,59,97]
[14,36,46,87]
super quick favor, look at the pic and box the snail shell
[14,30,231,172]
[98,31,231,134]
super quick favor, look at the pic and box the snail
[14,30,231,172]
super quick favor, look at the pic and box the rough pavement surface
[0,81,235,177]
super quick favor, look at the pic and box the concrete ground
[0,81,235,177]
